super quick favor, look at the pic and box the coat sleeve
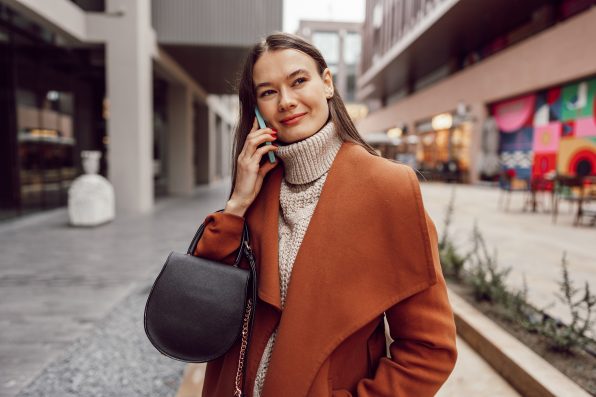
[353,211,458,397]
[192,212,245,265]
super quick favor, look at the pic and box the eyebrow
[255,69,310,90]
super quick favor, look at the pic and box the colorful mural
[533,122,561,153]
[558,137,596,176]
[560,78,596,121]
[493,95,535,132]
[494,76,596,180]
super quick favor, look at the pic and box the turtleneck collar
[274,121,343,185]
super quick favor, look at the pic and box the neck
[274,121,343,184]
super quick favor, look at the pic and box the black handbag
[144,212,257,395]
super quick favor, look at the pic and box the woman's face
[253,49,334,144]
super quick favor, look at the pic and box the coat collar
[247,142,437,397]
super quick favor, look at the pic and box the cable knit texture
[252,121,343,396]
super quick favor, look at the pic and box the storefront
[414,112,473,182]
[0,4,106,220]
[0,4,178,220]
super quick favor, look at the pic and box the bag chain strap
[234,298,252,396]
[234,242,256,396]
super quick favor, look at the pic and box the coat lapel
[260,143,438,397]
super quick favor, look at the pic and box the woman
[195,32,457,397]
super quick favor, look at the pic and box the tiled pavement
[0,178,553,396]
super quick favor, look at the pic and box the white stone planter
[68,151,115,226]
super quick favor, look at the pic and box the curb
[448,288,591,397]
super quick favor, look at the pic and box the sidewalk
[0,180,230,397]
[419,182,596,335]
[1,178,520,396]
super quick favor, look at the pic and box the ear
[322,68,334,99]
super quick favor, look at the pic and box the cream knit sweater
[252,121,343,396]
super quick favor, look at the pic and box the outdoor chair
[498,169,530,212]
[524,175,553,213]
[551,175,584,225]
[575,176,596,226]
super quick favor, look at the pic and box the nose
[278,87,297,112]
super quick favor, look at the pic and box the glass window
[312,32,339,65]
[346,72,356,102]
[344,33,361,65]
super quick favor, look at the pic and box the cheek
[258,102,277,121]
[313,95,329,115]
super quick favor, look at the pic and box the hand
[225,118,279,217]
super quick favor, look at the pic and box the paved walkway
[419,182,596,336]
[0,178,523,396]
[0,180,229,397]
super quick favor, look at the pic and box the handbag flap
[144,251,251,362]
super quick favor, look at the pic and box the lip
[280,112,307,126]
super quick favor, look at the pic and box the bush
[466,223,511,305]
[538,253,596,353]
[438,188,467,280]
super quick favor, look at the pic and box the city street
[1,179,525,397]
[1,0,595,396]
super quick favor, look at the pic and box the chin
[294,122,326,141]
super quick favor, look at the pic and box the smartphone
[255,107,277,164]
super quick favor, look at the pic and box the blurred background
[0,0,595,396]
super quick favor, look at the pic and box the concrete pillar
[105,0,153,214]
[220,121,231,178]
[166,84,194,195]
[208,108,217,182]
[194,102,210,184]
[468,102,488,184]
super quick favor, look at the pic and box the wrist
[224,198,249,217]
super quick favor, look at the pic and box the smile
[280,112,307,126]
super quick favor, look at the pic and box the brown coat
[195,142,457,396]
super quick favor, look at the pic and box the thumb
[258,158,279,177]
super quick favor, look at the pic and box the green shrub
[438,188,467,280]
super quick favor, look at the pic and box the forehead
[253,49,319,84]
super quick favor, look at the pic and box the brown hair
[230,32,379,198]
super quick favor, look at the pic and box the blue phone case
[255,107,276,164]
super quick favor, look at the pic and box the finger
[247,126,274,140]
[240,119,265,160]
[246,132,277,153]
[250,143,278,162]
[250,117,258,133]
[258,157,279,177]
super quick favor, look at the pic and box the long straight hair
[229,32,379,198]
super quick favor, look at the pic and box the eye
[260,89,276,98]
[293,77,307,86]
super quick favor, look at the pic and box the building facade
[0,0,282,220]
[296,20,368,123]
[357,0,596,183]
